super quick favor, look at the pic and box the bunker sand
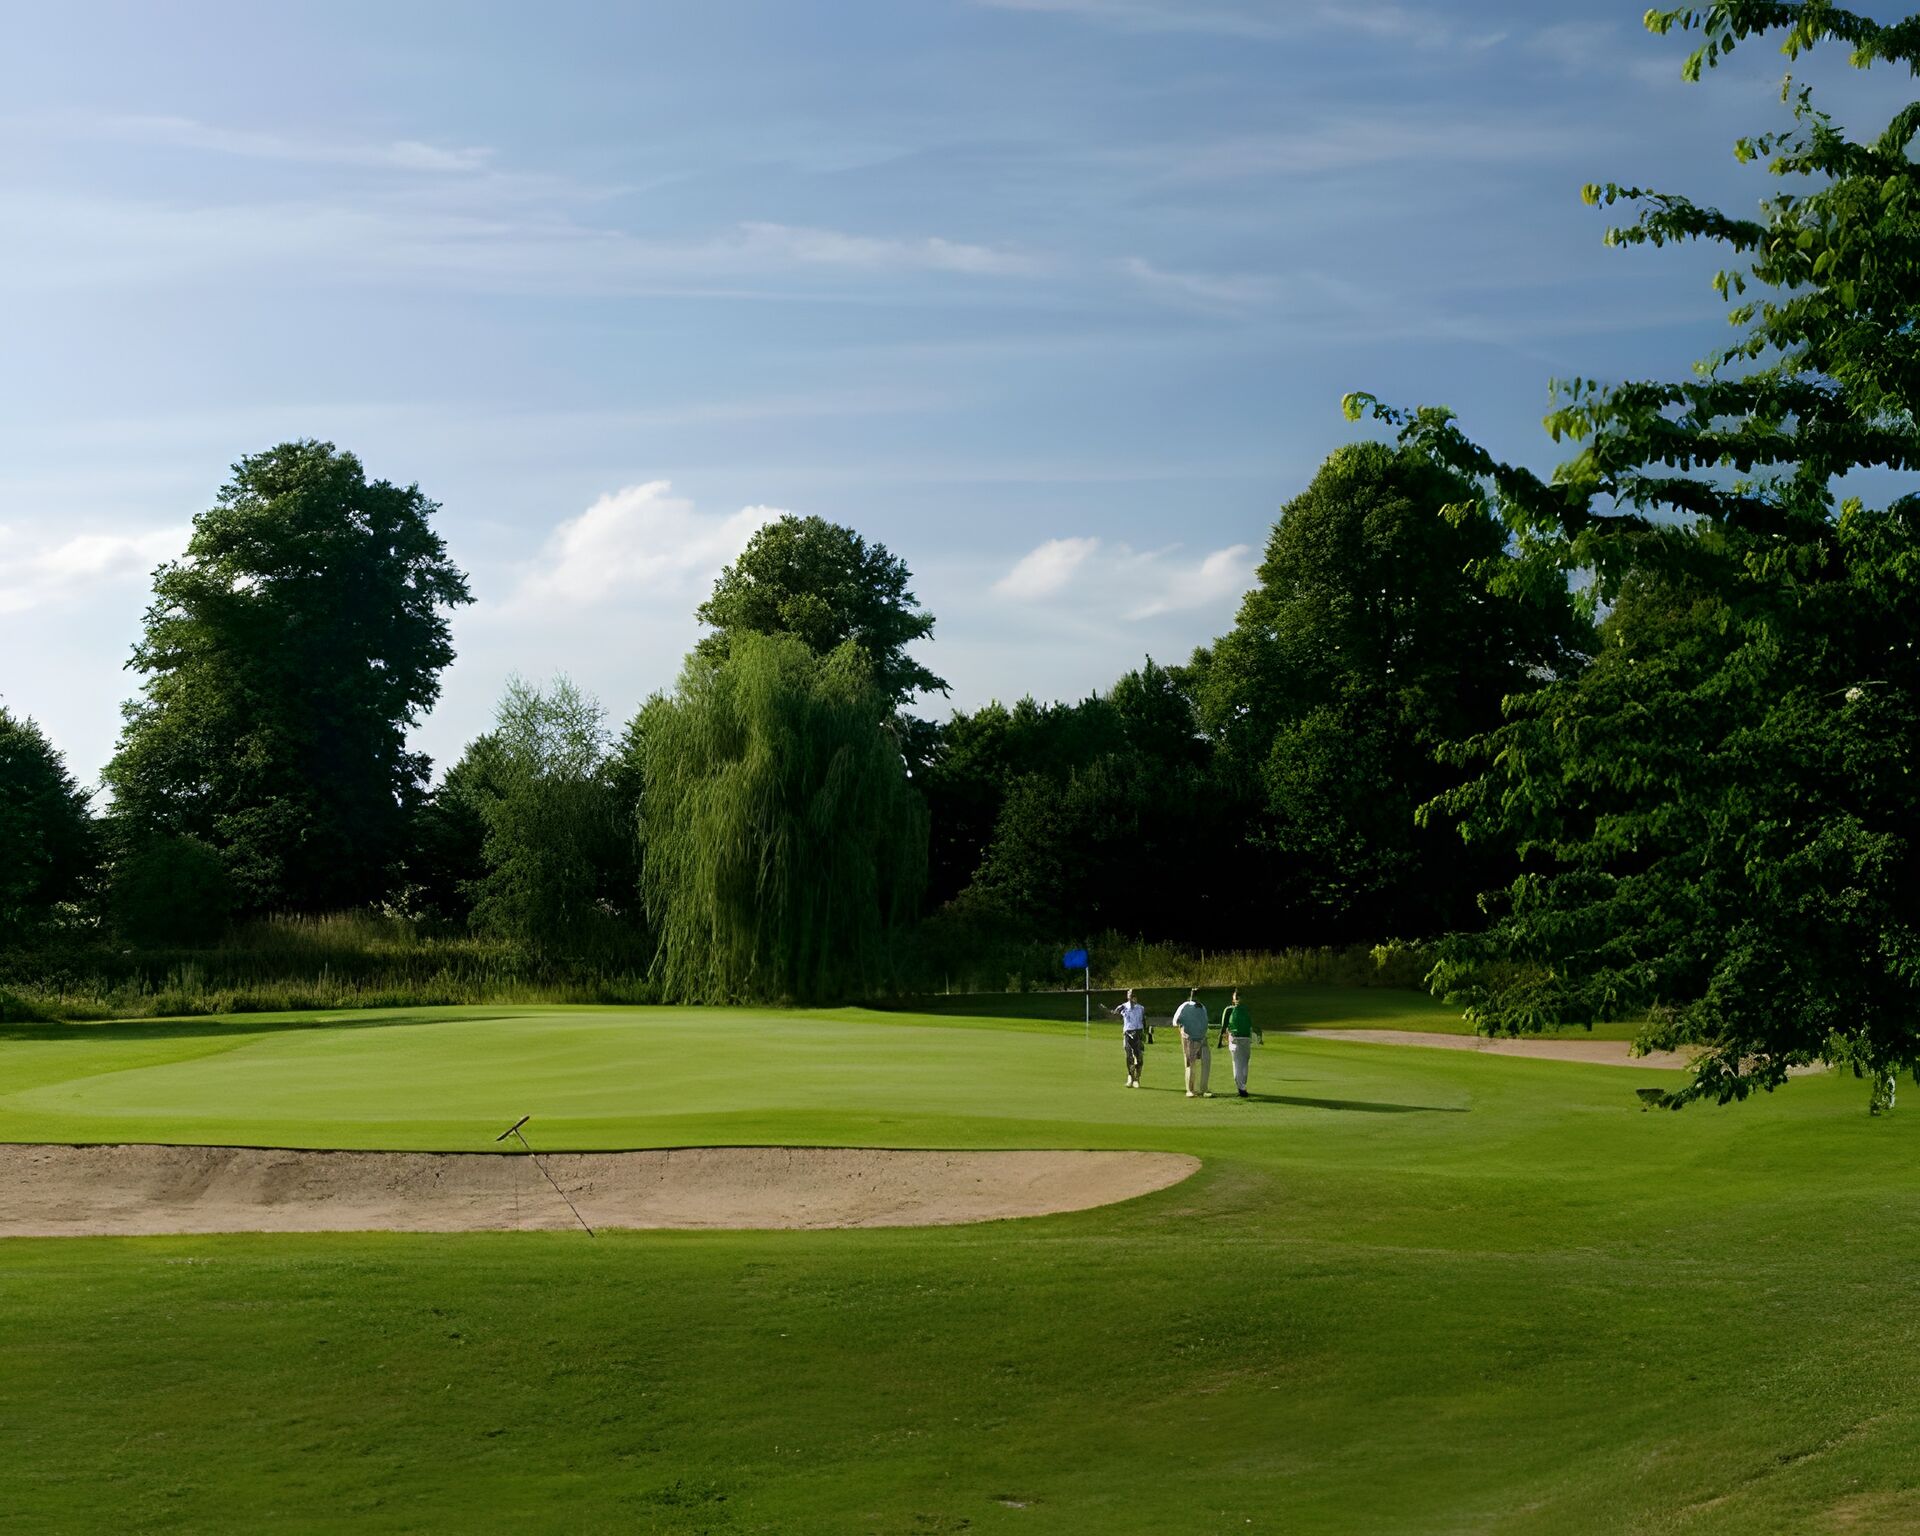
[1295,1029,1689,1067]
[0,1143,1199,1238]
[1294,1028,1691,1066]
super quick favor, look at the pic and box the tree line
[5,3,1917,1105]
[0,434,1581,990]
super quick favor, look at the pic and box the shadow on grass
[1138,1085,1465,1114]
[1253,1093,1466,1114]
[0,1011,520,1045]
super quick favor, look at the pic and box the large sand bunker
[0,1143,1199,1238]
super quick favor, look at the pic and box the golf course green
[2,992,1915,1533]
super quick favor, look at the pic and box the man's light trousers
[1228,1036,1252,1093]
[1183,1036,1211,1096]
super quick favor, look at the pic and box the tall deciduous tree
[1348,3,1920,1109]
[696,514,946,707]
[1187,442,1586,940]
[470,677,636,955]
[0,708,94,937]
[103,442,471,913]
[639,633,926,1003]
[932,660,1249,943]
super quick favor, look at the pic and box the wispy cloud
[1118,256,1273,309]
[994,535,1254,617]
[976,0,1505,51]
[1525,22,1619,74]
[6,187,1043,298]
[0,523,184,615]
[1127,543,1253,618]
[731,222,1043,277]
[78,113,495,173]
[1148,116,1599,183]
[972,0,1291,41]
[1323,3,1507,52]
[994,536,1101,599]
[508,482,781,612]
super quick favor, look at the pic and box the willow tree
[1347,4,1920,1110]
[639,633,926,1003]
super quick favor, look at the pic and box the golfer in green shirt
[1216,989,1262,1097]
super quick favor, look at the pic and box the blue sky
[1,1,1906,784]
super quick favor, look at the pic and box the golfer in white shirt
[1109,988,1148,1087]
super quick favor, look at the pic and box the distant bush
[110,835,234,945]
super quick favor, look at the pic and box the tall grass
[890,925,1434,997]
[0,911,657,1023]
[0,912,1434,1024]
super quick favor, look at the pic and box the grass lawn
[1,996,1914,1533]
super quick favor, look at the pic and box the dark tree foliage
[920,696,1110,907]
[399,734,505,928]
[1348,3,1920,1109]
[0,708,94,937]
[919,665,1193,910]
[928,659,1272,944]
[109,833,233,945]
[962,753,1231,943]
[696,514,946,707]
[1187,442,1587,941]
[104,441,471,914]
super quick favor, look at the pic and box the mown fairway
[2,995,1916,1534]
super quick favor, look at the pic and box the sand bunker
[0,1143,1199,1239]
[1293,1028,1689,1068]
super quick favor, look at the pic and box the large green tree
[696,514,946,707]
[104,442,471,913]
[0,708,94,938]
[639,633,926,1003]
[469,678,637,956]
[919,693,1116,908]
[1348,4,1920,1109]
[1187,442,1587,940]
[931,660,1248,943]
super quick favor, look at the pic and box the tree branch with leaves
[1346,2,1920,1110]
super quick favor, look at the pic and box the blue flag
[1062,947,1089,971]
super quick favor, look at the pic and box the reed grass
[0,911,1435,1023]
[0,911,657,1022]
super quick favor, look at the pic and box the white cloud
[976,0,1503,50]
[0,523,184,615]
[84,114,495,173]
[1126,543,1254,618]
[1155,116,1599,183]
[994,536,1100,599]
[1118,256,1273,309]
[5,188,1043,298]
[994,535,1254,616]
[974,0,1292,40]
[733,222,1042,277]
[1320,3,1506,52]
[507,481,781,611]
